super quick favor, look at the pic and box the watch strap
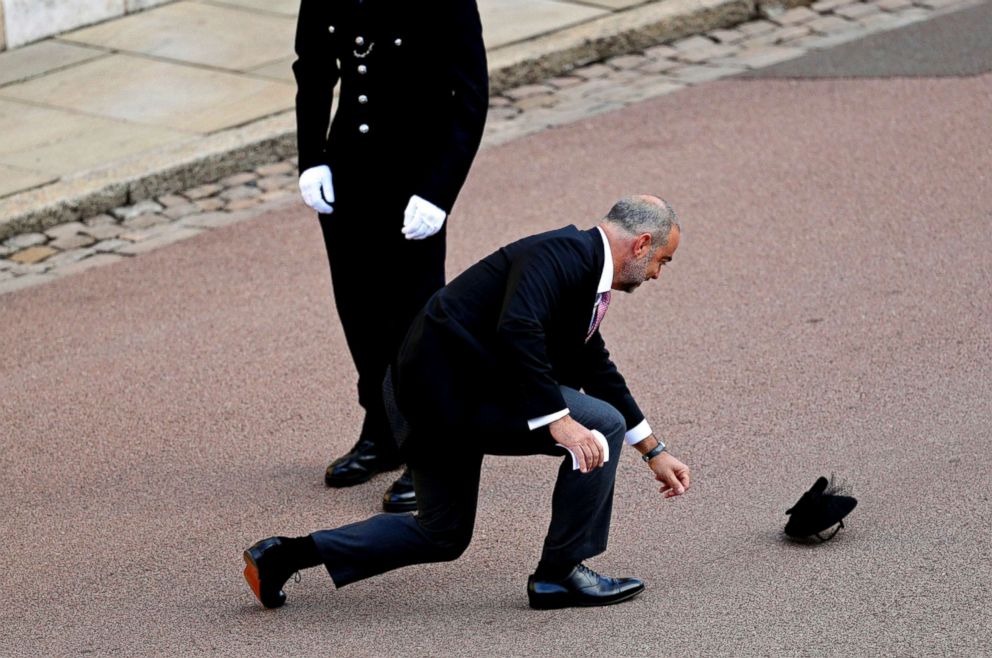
[642,440,667,462]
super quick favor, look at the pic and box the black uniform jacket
[394,226,645,435]
[293,0,489,213]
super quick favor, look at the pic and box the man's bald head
[603,195,680,247]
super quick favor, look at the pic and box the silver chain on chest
[353,42,375,58]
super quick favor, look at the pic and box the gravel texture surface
[1,13,991,658]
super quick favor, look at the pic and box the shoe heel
[528,592,571,610]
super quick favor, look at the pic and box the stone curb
[0,0,764,241]
[0,112,297,242]
[489,0,755,89]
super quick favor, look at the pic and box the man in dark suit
[293,0,489,511]
[243,196,691,610]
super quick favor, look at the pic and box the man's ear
[634,233,653,258]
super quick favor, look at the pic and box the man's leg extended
[311,447,483,587]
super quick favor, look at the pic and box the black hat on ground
[784,476,857,542]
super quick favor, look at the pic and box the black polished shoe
[324,438,403,488]
[382,468,417,513]
[242,537,296,609]
[527,564,645,609]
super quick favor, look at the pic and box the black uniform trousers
[310,386,628,586]
[319,191,445,458]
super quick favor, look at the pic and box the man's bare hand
[549,416,605,474]
[648,452,691,498]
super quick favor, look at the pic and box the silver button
[327,25,335,34]
[357,64,367,74]
[358,94,368,104]
[355,36,365,46]
[394,38,402,46]
[359,124,369,134]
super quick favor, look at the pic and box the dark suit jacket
[293,0,489,212]
[393,226,645,436]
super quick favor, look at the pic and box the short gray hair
[604,195,680,246]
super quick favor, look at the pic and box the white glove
[299,165,334,214]
[401,195,447,240]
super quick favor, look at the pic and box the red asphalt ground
[2,61,991,656]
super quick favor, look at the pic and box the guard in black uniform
[293,0,489,511]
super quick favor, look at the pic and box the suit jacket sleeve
[579,330,645,430]
[495,240,589,420]
[293,0,339,174]
[415,0,489,212]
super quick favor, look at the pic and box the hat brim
[784,495,857,538]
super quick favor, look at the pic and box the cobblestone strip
[0,0,978,296]
[481,0,972,146]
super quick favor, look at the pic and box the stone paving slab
[479,0,609,49]
[0,165,56,198]
[0,98,190,177]
[248,56,296,83]
[0,40,107,87]
[0,54,294,134]
[62,1,297,72]
[0,110,297,238]
[1,0,125,49]
[200,0,299,15]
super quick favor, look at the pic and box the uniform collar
[595,226,613,294]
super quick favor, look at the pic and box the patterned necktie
[586,291,612,341]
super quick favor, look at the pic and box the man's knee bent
[419,523,473,562]
[596,406,626,446]
[562,387,626,444]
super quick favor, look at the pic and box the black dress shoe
[242,537,296,609]
[527,564,645,609]
[382,468,417,513]
[324,438,403,488]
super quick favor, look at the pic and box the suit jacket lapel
[584,226,607,332]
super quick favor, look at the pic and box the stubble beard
[617,254,650,293]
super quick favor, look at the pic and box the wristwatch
[642,440,667,462]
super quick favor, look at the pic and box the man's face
[615,225,680,293]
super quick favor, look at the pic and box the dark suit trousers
[318,197,445,456]
[310,386,627,587]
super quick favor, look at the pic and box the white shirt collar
[595,226,613,294]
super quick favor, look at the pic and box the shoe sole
[242,551,263,604]
[528,584,645,610]
[242,547,287,609]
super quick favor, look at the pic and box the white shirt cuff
[624,420,652,445]
[527,408,570,431]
